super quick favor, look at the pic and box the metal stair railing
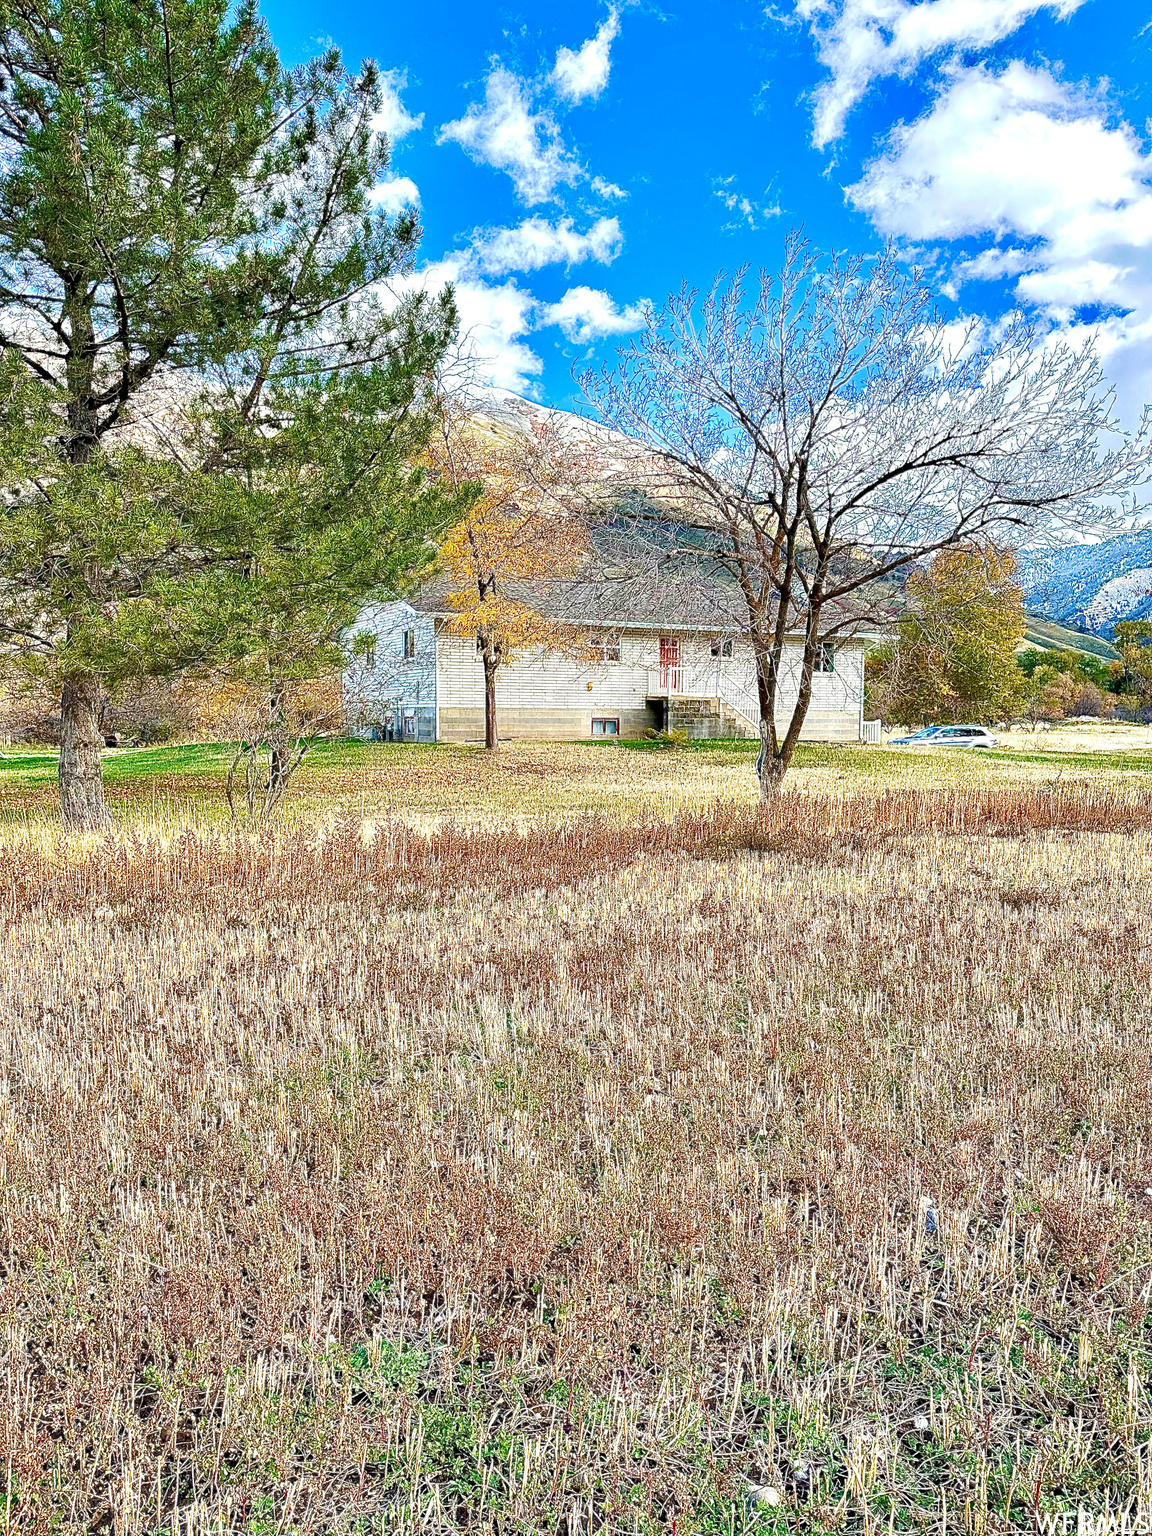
[714,674,761,735]
[646,663,764,738]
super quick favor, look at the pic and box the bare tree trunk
[483,655,498,750]
[756,720,789,799]
[752,604,824,799]
[758,661,816,799]
[58,674,109,829]
[759,757,789,797]
[268,678,289,799]
[753,645,784,800]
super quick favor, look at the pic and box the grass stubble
[0,763,1151,1533]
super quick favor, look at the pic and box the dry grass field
[2,737,1151,1534]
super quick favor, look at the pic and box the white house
[343,579,871,744]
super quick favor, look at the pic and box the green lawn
[983,746,1152,773]
[0,741,233,780]
[3,732,1150,827]
[0,737,387,823]
[0,735,380,783]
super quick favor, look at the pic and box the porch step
[665,695,757,740]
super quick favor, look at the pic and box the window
[363,640,377,672]
[590,636,621,663]
[710,637,734,658]
[402,629,416,659]
[814,643,835,674]
[591,717,620,736]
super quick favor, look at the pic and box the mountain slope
[478,393,1151,645]
[1021,614,1119,659]
[1019,532,1152,637]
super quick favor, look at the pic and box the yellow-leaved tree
[867,546,1027,726]
[429,405,590,749]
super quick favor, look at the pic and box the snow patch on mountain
[1018,531,1152,637]
[1081,569,1152,630]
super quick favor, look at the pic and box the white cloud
[384,260,649,391]
[849,64,1151,295]
[713,175,782,230]
[793,0,1087,146]
[372,69,424,142]
[552,9,621,103]
[469,216,623,276]
[393,254,543,395]
[438,66,581,203]
[369,175,420,215]
[847,61,1152,415]
[450,278,544,394]
[541,286,648,343]
[591,175,627,199]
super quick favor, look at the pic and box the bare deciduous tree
[222,675,342,826]
[581,235,1151,794]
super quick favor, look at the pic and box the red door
[659,636,681,693]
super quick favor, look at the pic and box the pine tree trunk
[58,674,109,829]
[64,279,99,466]
[484,657,498,750]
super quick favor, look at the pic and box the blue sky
[260,0,1152,418]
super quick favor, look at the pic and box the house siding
[344,602,437,739]
[435,631,654,717]
[346,604,867,744]
[438,707,656,742]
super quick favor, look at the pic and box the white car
[921,725,999,749]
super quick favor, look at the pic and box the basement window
[591,717,620,736]
[710,637,734,658]
[814,643,835,674]
[403,629,416,659]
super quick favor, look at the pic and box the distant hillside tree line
[1015,622,1152,724]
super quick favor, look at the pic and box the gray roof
[404,571,895,637]
[405,572,746,631]
[400,514,900,636]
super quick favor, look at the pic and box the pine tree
[187,62,462,811]
[0,0,457,825]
